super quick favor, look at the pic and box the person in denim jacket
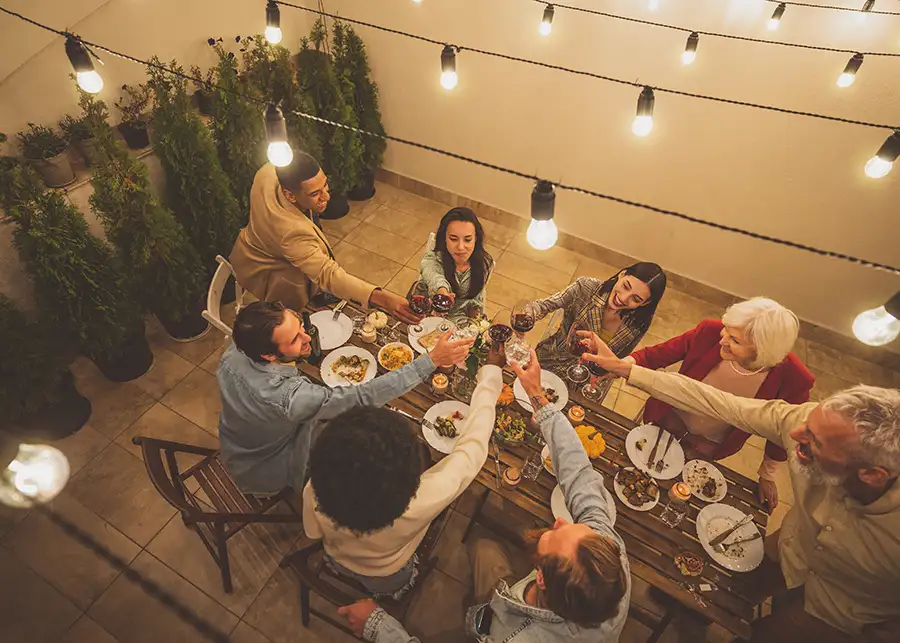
[339,348,631,642]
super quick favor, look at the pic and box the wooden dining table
[297,303,781,640]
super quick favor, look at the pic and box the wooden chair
[132,436,303,593]
[202,255,244,337]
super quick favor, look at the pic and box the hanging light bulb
[540,4,554,37]
[0,442,70,508]
[632,86,655,137]
[864,131,900,179]
[853,293,900,346]
[682,32,700,65]
[528,181,558,250]
[862,0,875,11]
[440,45,458,90]
[837,53,864,88]
[265,103,293,167]
[65,36,103,94]
[413,0,423,3]
[767,3,786,31]
[265,0,283,44]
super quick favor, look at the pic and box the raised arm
[630,320,716,370]
[282,227,375,307]
[337,600,421,643]
[526,276,601,321]
[419,250,452,295]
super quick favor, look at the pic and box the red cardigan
[630,319,815,462]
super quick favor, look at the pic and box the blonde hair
[721,297,799,368]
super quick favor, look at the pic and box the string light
[528,181,559,250]
[265,104,293,167]
[853,292,900,346]
[837,53,864,88]
[682,32,699,65]
[65,35,103,94]
[413,0,422,3]
[440,44,458,90]
[540,4,554,37]
[265,0,283,44]
[0,443,70,508]
[768,3,787,30]
[862,0,875,11]
[632,87,655,137]
[865,131,900,179]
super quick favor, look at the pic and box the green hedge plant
[17,123,68,160]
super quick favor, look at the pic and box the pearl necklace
[729,360,767,376]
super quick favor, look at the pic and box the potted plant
[114,83,153,149]
[146,57,243,276]
[189,63,216,116]
[0,159,152,382]
[80,91,209,341]
[17,123,75,187]
[295,20,364,220]
[0,295,91,439]
[208,37,266,215]
[333,22,386,201]
[59,114,100,167]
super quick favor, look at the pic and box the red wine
[570,341,589,357]
[488,324,513,343]
[511,313,535,333]
[432,294,453,314]
[410,295,432,315]
[585,361,607,377]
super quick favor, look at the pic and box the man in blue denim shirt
[339,348,631,642]
[216,301,473,496]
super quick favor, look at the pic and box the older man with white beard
[578,330,900,643]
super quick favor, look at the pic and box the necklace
[729,360,767,376]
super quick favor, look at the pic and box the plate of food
[494,412,527,445]
[308,310,354,350]
[682,460,727,503]
[422,400,470,454]
[513,370,568,413]
[408,317,455,354]
[697,503,764,572]
[320,346,377,387]
[625,424,685,480]
[378,342,414,371]
[614,467,660,511]
[551,484,616,523]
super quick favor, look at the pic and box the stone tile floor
[4,181,898,642]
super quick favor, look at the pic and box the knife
[332,300,348,321]
[654,431,674,473]
[490,438,503,490]
[645,426,664,470]
[708,514,754,548]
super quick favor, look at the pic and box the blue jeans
[325,554,420,601]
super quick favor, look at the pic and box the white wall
[1,0,898,350]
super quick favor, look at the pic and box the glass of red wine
[432,292,453,316]
[510,300,535,337]
[582,360,608,400]
[566,322,591,386]
[488,309,513,346]
[407,281,433,334]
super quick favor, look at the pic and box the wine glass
[510,300,535,338]
[407,280,433,334]
[488,310,513,346]
[432,291,454,317]
[582,360,608,401]
[565,322,591,386]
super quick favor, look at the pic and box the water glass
[521,452,543,481]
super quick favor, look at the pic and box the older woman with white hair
[627,297,815,507]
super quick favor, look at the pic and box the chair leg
[647,606,676,643]
[300,582,311,627]
[461,487,491,544]
[216,524,233,594]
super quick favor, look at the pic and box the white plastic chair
[202,255,244,337]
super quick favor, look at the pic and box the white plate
[408,317,455,354]
[320,346,377,388]
[697,504,764,572]
[551,484,616,524]
[682,459,728,503]
[613,467,660,512]
[377,342,415,371]
[625,424,685,480]
[513,370,568,413]
[541,445,555,477]
[308,310,353,351]
[422,400,470,454]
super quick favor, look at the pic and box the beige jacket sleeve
[627,366,814,448]
[281,227,376,307]
[302,482,323,539]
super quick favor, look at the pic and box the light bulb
[682,51,697,65]
[440,45,458,90]
[265,103,293,167]
[632,116,654,137]
[265,26,283,44]
[682,32,699,65]
[865,156,892,178]
[540,4,554,36]
[837,73,855,88]
[539,21,552,36]
[864,132,900,178]
[767,18,780,30]
[649,0,659,10]
[0,444,70,508]
[76,70,103,93]
[413,0,422,3]
[440,71,458,90]
[633,86,655,137]
[853,306,900,346]
[267,141,293,167]
[837,53,863,89]
[527,218,558,250]
[768,3,786,30]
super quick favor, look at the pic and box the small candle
[431,373,449,395]
[502,466,521,488]
[360,322,377,343]
[568,406,585,424]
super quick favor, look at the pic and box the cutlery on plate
[708,514,754,548]
[713,531,762,554]
[655,432,674,473]
[331,300,348,321]
[645,426,664,470]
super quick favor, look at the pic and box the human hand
[509,348,543,398]
[337,599,379,638]
[578,331,632,378]
[436,287,456,304]
[486,340,506,367]
[758,478,779,509]
[429,330,475,367]
[371,290,423,325]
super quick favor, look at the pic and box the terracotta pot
[28,150,75,188]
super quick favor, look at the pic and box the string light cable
[1,4,898,277]
[760,0,900,15]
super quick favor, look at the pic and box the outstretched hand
[337,599,379,637]
[509,348,543,398]
[429,330,475,367]
[577,330,632,378]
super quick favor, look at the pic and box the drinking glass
[582,361,607,401]
[510,300,535,338]
[565,322,591,386]
[505,334,531,368]
[407,281,433,334]
[488,310,513,347]
[432,292,454,317]
[521,452,543,481]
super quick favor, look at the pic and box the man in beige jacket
[580,331,900,643]
[230,155,419,322]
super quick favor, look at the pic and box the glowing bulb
[540,4,554,36]
[649,0,659,10]
[540,21,552,36]
[682,51,696,65]
[837,73,855,88]
[865,156,892,178]
[267,141,293,167]
[837,53,863,89]
[768,3,786,30]
[440,71,458,90]
[76,70,103,93]
[0,444,70,508]
[864,132,900,178]
[440,45,458,90]
[767,18,780,30]
[682,32,699,66]
[265,26,283,44]
[632,116,653,137]
[265,103,293,167]
[527,218,558,250]
[853,305,900,346]
[529,180,558,250]
[413,0,422,3]
[632,86,655,137]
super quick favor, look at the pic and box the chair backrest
[202,255,244,337]
[132,436,219,515]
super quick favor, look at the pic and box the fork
[654,432,674,473]
[331,300,348,321]
[713,531,762,554]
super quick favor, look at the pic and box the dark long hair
[597,262,666,334]
[433,207,493,299]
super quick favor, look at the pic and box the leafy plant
[79,91,206,328]
[333,22,386,176]
[114,83,153,127]
[146,57,243,272]
[295,21,364,195]
[17,123,68,160]
[59,114,94,142]
[208,37,266,213]
[189,62,216,94]
[242,36,323,161]
[0,159,144,362]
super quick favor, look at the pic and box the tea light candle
[567,406,585,424]
[502,466,521,489]
[360,322,377,343]
[431,373,449,395]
